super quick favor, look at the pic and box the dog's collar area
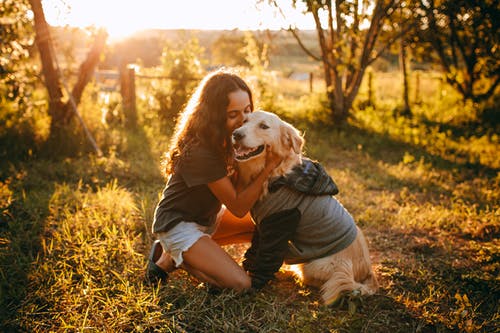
[234,145,265,161]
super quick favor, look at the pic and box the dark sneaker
[146,240,169,284]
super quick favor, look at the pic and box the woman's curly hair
[162,68,253,177]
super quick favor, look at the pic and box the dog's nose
[232,130,244,142]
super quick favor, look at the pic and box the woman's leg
[155,251,176,272]
[181,236,251,291]
[153,219,253,290]
[212,210,254,245]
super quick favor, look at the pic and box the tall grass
[0,70,498,332]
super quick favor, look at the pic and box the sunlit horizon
[42,0,315,41]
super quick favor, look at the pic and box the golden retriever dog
[232,110,378,305]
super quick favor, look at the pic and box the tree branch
[287,26,322,62]
[369,23,415,65]
[476,75,500,102]
[69,30,108,107]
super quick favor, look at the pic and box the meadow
[0,68,499,332]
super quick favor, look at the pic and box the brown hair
[163,68,253,176]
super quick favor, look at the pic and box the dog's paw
[329,289,363,314]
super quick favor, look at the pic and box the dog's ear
[280,122,304,154]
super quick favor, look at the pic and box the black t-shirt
[152,144,228,233]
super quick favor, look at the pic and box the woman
[147,68,281,291]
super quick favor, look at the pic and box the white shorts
[156,207,225,267]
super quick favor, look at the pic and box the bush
[155,37,206,123]
[0,98,50,172]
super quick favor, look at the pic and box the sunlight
[41,0,314,41]
[283,264,303,280]
[42,0,165,41]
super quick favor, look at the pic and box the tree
[0,0,34,105]
[275,0,406,125]
[154,37,205,122]
[211,31,248,66]
[28,0,65,129]
[399,32,411,115]
[418,0,500,103]
[396,2,420,117]
[28,0,107,141]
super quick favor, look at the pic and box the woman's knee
[182,236,251,290]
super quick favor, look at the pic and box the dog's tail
[320,259,379,305]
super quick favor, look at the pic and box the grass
[1,71,499,332]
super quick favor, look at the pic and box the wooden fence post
[414,71,421,104]
[439,76,445,100]
[120,63,137,128]
[309,72,313,93]
[368,69,375,107]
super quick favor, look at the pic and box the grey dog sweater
[243,158,358,288]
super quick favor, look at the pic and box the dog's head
[232,110,304,189]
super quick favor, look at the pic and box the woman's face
[226,89,252,135]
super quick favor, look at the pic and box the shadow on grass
[305,122,498,207]
[0,163,54,331]
[0,122,85,329]
[0,122,163,330]
[0,138,102,330]
[120,124,165,253]
[369,225,499,332]
[152,270,439,333]
[354,122,494,175]
[420,117,500,140]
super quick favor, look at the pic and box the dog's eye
[259,123,269,129]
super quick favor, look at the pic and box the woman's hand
[208,145,283,218]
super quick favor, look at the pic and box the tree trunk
[30,0,107,154]
[63,30,107,123]
[400,38,412,117]
[330,99,348,125]
[28,0,65,131]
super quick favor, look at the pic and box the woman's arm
[208,146,281,217]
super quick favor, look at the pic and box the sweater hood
[268,157,339,196]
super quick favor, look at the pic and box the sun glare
[43,0,160,41]
[42,0,314,41]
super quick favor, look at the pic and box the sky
[42,0,315,40]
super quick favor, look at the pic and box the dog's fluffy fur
[233,110,379,304]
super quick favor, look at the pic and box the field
[0,67,499,332]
